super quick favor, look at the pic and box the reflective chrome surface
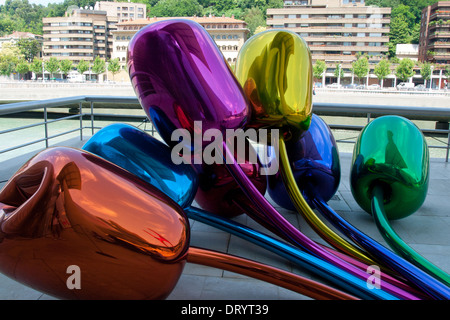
[128,19,249,150]
[235,29,313,142]
[350,115,430,220]
[267,114,340,210]
[0,147,189,300]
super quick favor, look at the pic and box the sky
[0,0,66,6]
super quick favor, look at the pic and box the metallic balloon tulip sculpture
[268,114,450,299]
[0,147,359,300]
[350,115,450,290]
[83,122,414,300]
[127,21,425,300]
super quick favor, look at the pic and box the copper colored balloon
[127,19,249,150]
[0,147,189,300]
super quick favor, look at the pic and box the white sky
[0,0,66,6]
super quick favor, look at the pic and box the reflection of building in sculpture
[266,0,391,86]
[112,16,249,68]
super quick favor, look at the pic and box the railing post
[44,106,49,148]
[90,101,94,136]
[79,101,83,141]
[367,113,371,123]
[446,129,450,163]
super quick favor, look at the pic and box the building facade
[94,1,146,22]
[112,15,249,67]
[267,0,391,85]
[419,1,450,65]
[42,7,117,63]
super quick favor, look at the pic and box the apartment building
[112,15,249,66]
[42,7,118,63]
[94,1,147,22]
[267,0,391,84]
[419,1,450,65]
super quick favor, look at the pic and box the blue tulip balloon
[267,114,340,210]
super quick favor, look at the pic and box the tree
[16,60,29,79]
[420,62,432,89]
[107,58,121,81]
[92,56,106,80]
[150,0,203,17]
[388,15,412,58]
[374,59,391,88]
[76,59,90,80]
[244,7,266,36]
[30,58,44,78]
[352,56,369,84]
[0,42,22,78]
[334,63,344,81]
[395,58,415,82]
[313,60,326,82]
[45,57,60,79]
[17,38,41,63]
[59,59,73,78]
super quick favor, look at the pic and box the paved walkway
[0,135,449,300]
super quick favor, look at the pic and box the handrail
[1,95,450,161]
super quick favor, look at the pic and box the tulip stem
[277,136,375,266]
[186,246,358,300]
[371,184,450,289]
[314,198,450,299]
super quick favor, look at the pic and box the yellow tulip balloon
[235,29,313,142]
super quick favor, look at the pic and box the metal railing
[1,95,450,161]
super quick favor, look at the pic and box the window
[228,35,232,39]
[222,35,226,39]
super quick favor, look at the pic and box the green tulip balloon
[350,115,450,286]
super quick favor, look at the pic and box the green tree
[395,58,415,82]
[313,60,326,82]
[388,15,412,58]
[17,38,41,63]
[150,0,203,17]
[92,56,106,79]
[374,59,391,88]
[334,63,344,80]
[352,56,369,84]
[16,60,29,79]
[76,59,90,80]
[420,62,433,89]
[45,57,60,79]
[30,58,44,77]
[244,7,266,36]
[0,42,22,77]
[107,58,121,81]
[59,59,73,78]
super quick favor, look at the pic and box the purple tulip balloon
[127,19,249,151]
